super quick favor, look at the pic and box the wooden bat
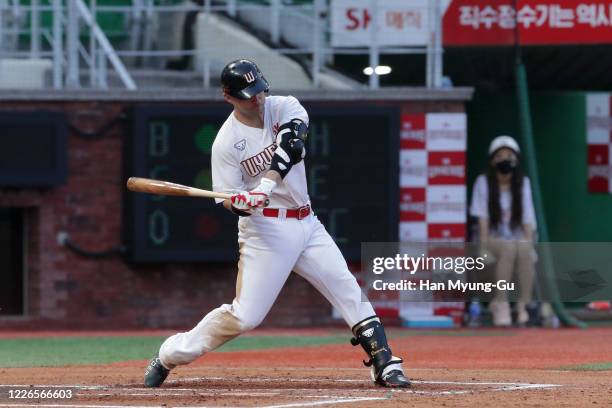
[127,177,232,200]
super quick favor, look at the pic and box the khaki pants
[487,238,535,325]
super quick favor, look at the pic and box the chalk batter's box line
[0,379,562,401]
[73,384,562,397]
[163,376,562,391]
[0,397,387,408]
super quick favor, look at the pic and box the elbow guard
[270,119,308,179]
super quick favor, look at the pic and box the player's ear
[222,88,234,104]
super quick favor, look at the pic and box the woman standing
[470,136,537,326]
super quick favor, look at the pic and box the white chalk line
[1,378,562,401]
[164,376,562,390]
[0,385,106,390]
[78,393,379,399]
[74,384,560,397]
[1,405,162,408]
[164,376,559,386]
[2,378,562,390]
[0,398,388,408]
[257,397,388,408]
[78,391,281,397]
[0,398,387,408]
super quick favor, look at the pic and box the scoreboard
[124,104,399,262]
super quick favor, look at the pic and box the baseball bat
[126,177,232,200]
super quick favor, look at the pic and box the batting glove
[230,191,254,213]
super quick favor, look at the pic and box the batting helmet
[221,59,269,100]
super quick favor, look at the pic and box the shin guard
[350,316,410,387]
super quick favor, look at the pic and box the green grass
[560,362,612,371]
[0,330,512,368]
[0,335,349,368]
[0,336,166,368]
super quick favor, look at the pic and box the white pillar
[66,0,80,88]
[52,0,64,88]
[368,0,379,89]
[30,0,41,57]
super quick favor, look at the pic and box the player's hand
[230,190,268,210]
[230,191,255,212]
[248,178,276,208]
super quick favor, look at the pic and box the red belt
[262,205,311,220]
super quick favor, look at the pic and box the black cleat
[144,356,170,387]
[376,369,411,388]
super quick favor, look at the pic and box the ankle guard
[350,316,403,381]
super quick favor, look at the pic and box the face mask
[495,159,516,174]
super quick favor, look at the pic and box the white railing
[0,0,445,90]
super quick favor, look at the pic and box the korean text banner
[444,0,612,46]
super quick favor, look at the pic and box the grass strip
[0,329,512,368]
[559,362,612,371]
[0,335,346,368]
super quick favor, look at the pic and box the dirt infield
[1,328,611,407]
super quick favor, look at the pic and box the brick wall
[0,97,465,330]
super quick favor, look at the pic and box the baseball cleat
[375,369,411,388]
[144,356,170,387]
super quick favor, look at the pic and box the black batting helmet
[221,59,269,100]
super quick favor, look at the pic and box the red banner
[427,151,466,185]
[400,114,426,149]
[444,0,612,46]
[400,187,426,221]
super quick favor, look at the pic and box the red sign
[588,166,609,192]
[427,151,466,185]
[400,187,426,221]
[444,0,612,46]
[588,144,609,165]
[400,114,426,149]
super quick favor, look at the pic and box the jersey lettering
[240,143,276,177]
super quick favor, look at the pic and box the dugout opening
[0,208,25,316]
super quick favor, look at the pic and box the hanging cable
[68,112,127,140]
[57,231,127,258]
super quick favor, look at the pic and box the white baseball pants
[159,213,375,368]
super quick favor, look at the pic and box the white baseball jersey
[211,95,310,209]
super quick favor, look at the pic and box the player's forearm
[222,199,233,213]
[263,171,282,184]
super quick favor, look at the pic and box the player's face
[224,90,266,117]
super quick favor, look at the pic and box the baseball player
[144,59,410,388]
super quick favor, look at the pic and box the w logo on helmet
[244,71,256,83]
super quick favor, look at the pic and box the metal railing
[0,0,445,90]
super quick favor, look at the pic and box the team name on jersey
[240,143,277,177]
